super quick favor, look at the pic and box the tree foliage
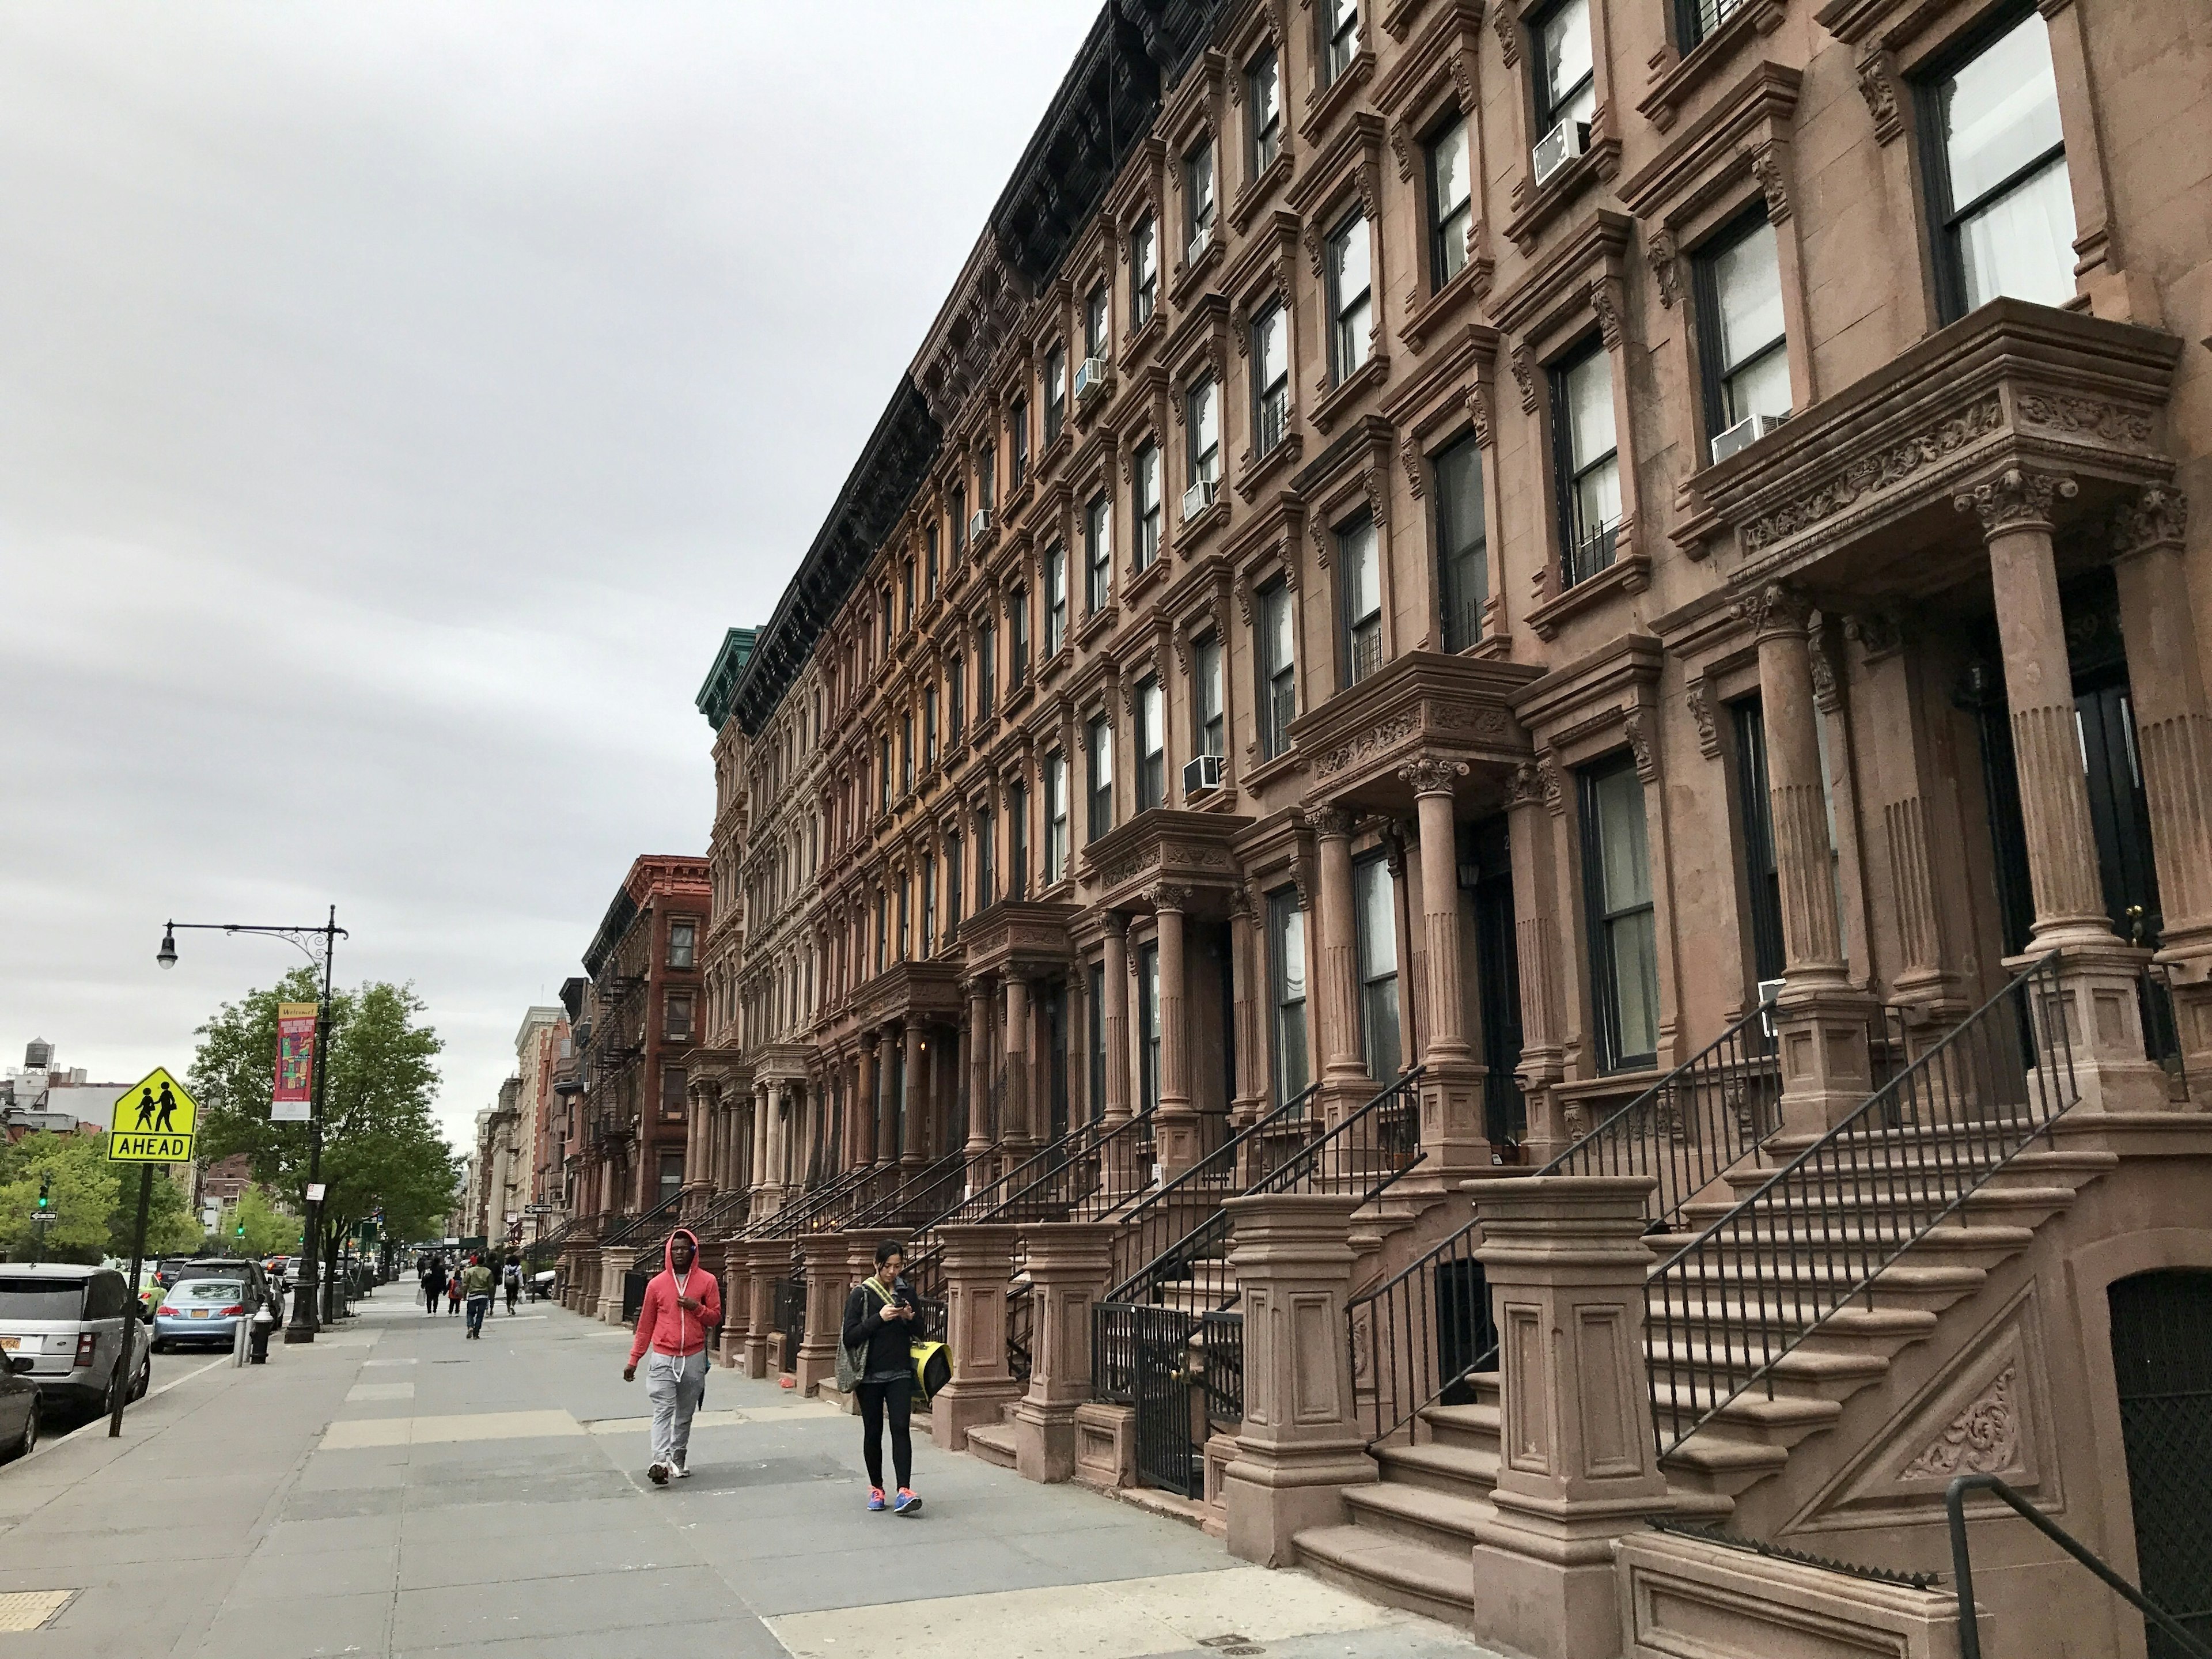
[228,1185,300,1257]
[190,968,460,1263]
[0,1132,117,1262]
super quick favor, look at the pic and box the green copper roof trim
[695,626,759,730]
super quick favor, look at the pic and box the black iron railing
[1647,955,2077,1457]
[602,1189,685,1249]
[523,1218,577,1264]
[1948,1474,2212,1659]
[751,1161,888,1241]
[844,1149,969,1232]
[1541,993,1779,1229]
[771,1275,804,1373]
[1007,1281,1035,1383]
[1347,1211,1496,1448]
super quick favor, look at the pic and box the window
[950,487,967,558]
[898,877,911,961]
[1088,961,1108,1123]
[1676,0,1747,52]
[949,654,965,738]
[1580,756,1661,1071]
[1922,10,2074,319]
[1435,434,1488,653]
[1326,211,1372,382]
[1187,377,1221,491]
[1550,341,1620,586]
[1044,343,1067,446]
[875,889,888,975]
[1010,397,1030,486]
[922,855,937,957]
[878,735,892,814]
[665,992,694,1043]
[903,559,916,624]
[925,686,938,768]
[1536,0,1596,135]
[1087,713,1114,842]
[1252,301,1289,455]
[1010,782,1029,895]
[1084,283,1109,361]
[1184,141,1215,257]
[1694,212,1791,441]
[1046,544,1069,654]
[901,713,914,794]
[926,525,941,599]
[1338,513,1382,684]
[880,587,893,656]
[978,442,995,512]
[1084,495,1111,615]
[976,808,995,904]
[1131,214,1158,326]
[1136,676,1165,811]
[658,1147,684,1198]
[1353,854,1401,1080]
[1134,442,1162,570]
[979,621,997,713]
[1426,113,1472,288]
[1046,753,1070,885]
[666,919,696,969]
[1248,49,1282,175]
[1267,888,1310,1103]
[1010,586,1031,683]
[1322,0,1361,86]
[1732,699,1785,988]
[947,831,964,929]
[1139,941,1161,1109]
[1195,637,1224,759]
[1258,581,1296,760]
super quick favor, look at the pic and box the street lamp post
[158,906,346,1344]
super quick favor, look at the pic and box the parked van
[0,1265,151,1411]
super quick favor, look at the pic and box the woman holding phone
[840,1238,925,1516]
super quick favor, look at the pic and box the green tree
[109,1168,206,1260]
[0,1132,119,1263]
[188,969,460,1279]
[229,1185,300,1257]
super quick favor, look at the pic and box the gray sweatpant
[645,1349,709,1468]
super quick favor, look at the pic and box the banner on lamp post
[272,1002,317,1122]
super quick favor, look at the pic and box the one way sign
[107,1067,199,1163]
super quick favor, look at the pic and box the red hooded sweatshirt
[628,1228,722,1364]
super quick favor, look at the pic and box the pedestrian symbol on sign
[107,1068,199,1164]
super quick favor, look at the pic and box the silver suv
[0,1264,151,1411]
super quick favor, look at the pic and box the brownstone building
[666,2,2209,1654]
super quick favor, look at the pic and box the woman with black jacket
[841,1239,924,1516]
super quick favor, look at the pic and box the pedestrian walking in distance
[502,1257,521,1315]
[461,1255,494,1338]
[446,1271,464,1317]
[842,1239,924,1516]
[623,1228,720,1486]
[423,1256,448,1316]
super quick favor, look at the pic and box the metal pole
[109,1165,153,1438]
[285,907,336,1343]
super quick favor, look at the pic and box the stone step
[1372,1438,1498,1502]
[1416,1399,1499,1453]
[1648,1380,1843,1448]
[1721,1146,2116,1196]
[1679,1187,2077,1234]
[1644,1300,1937,1361]
[1340,1478,1494,1554]
[1642,1338,1889,1403]
[1644,1256,1991,1315]
[1293,1523,1475,1630]
[964,1421,1018,1470]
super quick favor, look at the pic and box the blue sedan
[151,1278,251,1351]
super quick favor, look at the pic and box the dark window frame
[1424,109,1472,290]
[1577,753,1661,1074]
[1434,430,1488,653]
[1547,335,1619,588]
[1690,204,1790,446]
[1086,713,1114,843]
[1257,578,1296,760]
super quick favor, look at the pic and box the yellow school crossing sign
[108,1068,198,1162]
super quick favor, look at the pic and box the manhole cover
[1198,1637,1263,1656]
[0,1590,76,1632]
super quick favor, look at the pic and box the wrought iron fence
[1346,1213,1496,1448]
[771,1274,804,1373]
[844,1149,969,1232]
[1007,1281,1035,1383]
[1646,954,2077,1457]
[1091,1301,1247,1497]
[2142,959,2191,1104]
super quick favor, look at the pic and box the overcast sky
[0,2,1098,1149]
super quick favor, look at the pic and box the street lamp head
[156,927,178,970]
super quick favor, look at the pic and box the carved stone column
[1010,1222,1116,1483]
[1219,1192,1375,1567]
[932,1224,1022,1451]
[1152,885,1199,1179]
[1004,975,1035,1154]
[903,1019,928,1166]
[1465,1176,1674,1659]
[1310,807,1368,1122]
[751,1083,777,1213]
[857,1035,880,1167]
[874,1021,899,1165]
[794,1232,851,1397]
[1102,914,1131,1127]
[1402,759,1489,1178]
[1228,887,1266,1128]
[1960,467,2163,1112]
[1508,762,1569,1161]
[1744,582,1875,1136]
[738,1237,782,1379]
[2111,487,2212,1092]
[964,980,994,1181]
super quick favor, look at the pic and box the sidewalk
[0,1291,1497,1659]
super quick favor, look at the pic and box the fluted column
[874,1021,899,1165]
[1004,975,1034,1153]
[1401,759,1487,1175]
[1509,762,1569,1161]
[751,1083,773,1206]
[1102,914,1131,1127]
[1311,807,1366,1122]
[1228,889,1265,1128]
[1152,885,1198,1178]
[964,980,994,1179]
[902,1019,927,1166]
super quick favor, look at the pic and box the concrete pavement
[0,1286,1501,1659]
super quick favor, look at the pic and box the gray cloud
[0,1,1098,1145]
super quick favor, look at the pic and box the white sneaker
[671,1461,691,1479]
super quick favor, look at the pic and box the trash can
[249,1307,275,1364]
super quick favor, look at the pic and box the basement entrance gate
[2109,1270,2212,1658]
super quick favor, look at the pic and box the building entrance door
[1042,982,1069,1142]
[2108,1270,2212,1657]
[1467,815,1525,1148]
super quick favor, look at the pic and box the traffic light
[36,1173,50,1211]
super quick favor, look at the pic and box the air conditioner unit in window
[1709,412,1786,466]
[1187,222,1214,266]
[1074,357,1111,404]
[968,507,993,543]
[1181,478,1218,522]
[1183,753,1226,798]
[1756,977,1785,1040]
[1532,118,1588,185]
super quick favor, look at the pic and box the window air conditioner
[1756,977,1785,1040]
[1187,222,1214,266]
[968,507,993,543]
[1183,753,1226,798]
[1710,412,1786,466]
[1074,357,1111,404]
[1181,478,1219,522]
[1532,118,1588,185]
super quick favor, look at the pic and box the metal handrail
[1948,1474,2211,1659]
[1646,955,2077,1456]
[1346,1207,1494,1448]
[1540,992,1780,1229]
[744,1160,878,1241]
[842,1148,970,1231]
[1104,1084,1322,1296]
[601,1188,685,1249]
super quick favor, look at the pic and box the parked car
[150,1257,195,1290]
[1,1354,37,1461]
[0,1265,150,1412]
[171,1257,281,1319]
[151,1277,256,1352]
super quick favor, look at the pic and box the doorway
[2108,1270,2212,1657]
[1041,982,1069,1142]
[1467,815,1526,1147]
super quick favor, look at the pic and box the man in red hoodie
[622,1228,721,1485]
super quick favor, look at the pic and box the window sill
[1229,147,1296,236]
[1528,537,1651,641]
[1234,431,1306,505]
[1169,234,1226,312]
[1299,50,1377,147]
[1400,256,1494,355]
[1242,748,1304,794]
[1124,556,1169,608]
[1122,310,1166,370]
[1637,0,1785,134]
[1310,353,1389,436]
[1502,133,1623,256]
[1177,491,1230,552]
[1077,604,1118,650]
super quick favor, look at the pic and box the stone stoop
[963,1397,1021,1469]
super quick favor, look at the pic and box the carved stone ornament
[2016,391,2156,446]
[1493,3,1520,67]
[1398,757,1469,796]
[1306,805,1357,838]
[1739,580,1813,642]
[1647,227,1681,310]
[1856,55,1903,144]
[1592,281,1624,350]
[1509,339,1537,414]
[2112,485,2190,556]
[1807,618,1843,713]
[1844,611,1904,662]
[1623,711,1656,781]
[1146,881,1194,913]
[1748,143,1790,223]
[1902,1364,2021,1479]
[1468,381,1493,447]
[1954,467,2078,537]
[1744,396,2004,554]
[1315,713,1422,777]
[1686,679,1720,759]
[1536,756,1565,816]
[1508,761,1544,809]
[1400,434,1426,499]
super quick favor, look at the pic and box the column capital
[1146,880,1194,914]
[1396,757,1468,797]
[1954,465,2077,537]
[1306,805,1356,839]
[1738,579,1813,643]
[2112,484,2189,559]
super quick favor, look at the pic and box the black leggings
[857,1376,913,1491]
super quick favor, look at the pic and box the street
[0,1286,1497,1659]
